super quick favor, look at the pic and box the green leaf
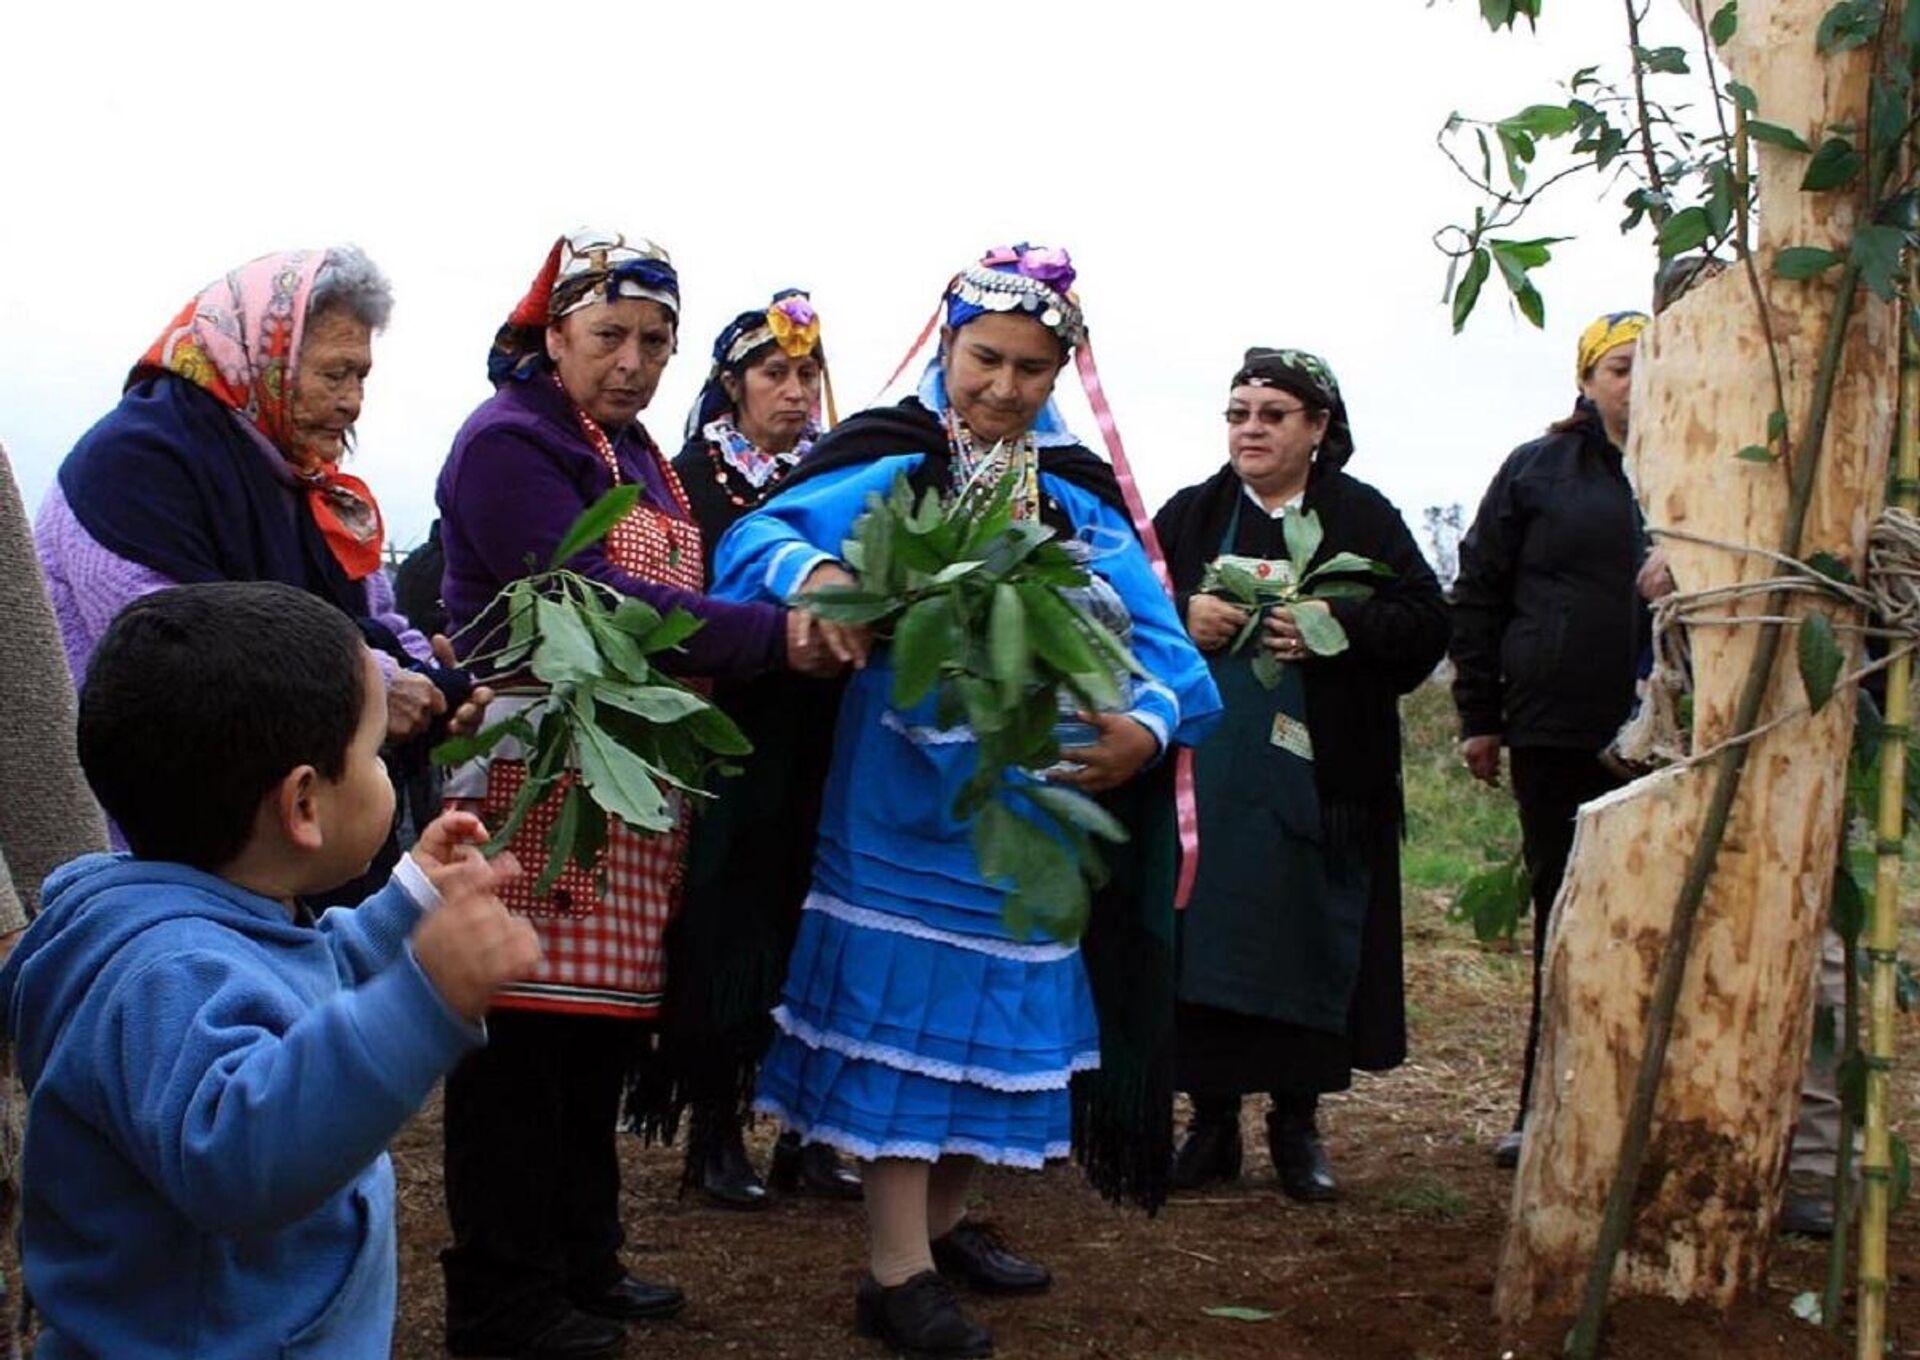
[1251,652,1283,690]
[1657,207,1712,259]
[547,485,641,570]
[1710,1,1739,44]
[1798,613,1844,713]
[1635,44,1690,74]
[678,703,752,757]
[1308,580,1376,602]
[537,780,588,894]
[591,682,711,725]
[1452,249,1491,333]
[1511,278,1545,329]
[583,611,654,683]
[1449,853,1530,944]
[1805,551,1856,585]
[1774,246,1844,280]
[1727,80,1759,114]
[1801,137,1864,192]
[1018,782,1129,844]
[1016,584,1104,681]
[891,596,960,709]
[1894,1134,1913,1215]
[532,597,606,685]
[1816,0,1883,53]
[1736,445,1779,463]
[1747,120,1815,153]
[569,791,608,870]
[987,584,1031,692]
[1292,605,1350,658]
[1282,510,1324,578]
[608,597,663,637]
[1831,861,1869,943]
[432,714,536,767]
[930,560,986,586]
[792,588,901,624]
[1304,551,1394,583]
[573,706,673,832]
[1850,224,1908,302]
[1499,103,1581,138]
[634,607,704,656]
[1768,409,1789,443]
[1203,1307,1280,1323]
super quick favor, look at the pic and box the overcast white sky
[1,1,1698,552]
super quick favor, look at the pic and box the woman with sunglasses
[1153,347,1447,1201]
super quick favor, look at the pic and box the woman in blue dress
[711,244,1219,1358]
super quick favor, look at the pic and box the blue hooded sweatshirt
[0,852,482,1360]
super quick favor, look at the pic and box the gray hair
[308,245,394,331]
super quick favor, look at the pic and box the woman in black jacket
[1449,310,1658,1168]
[1156,348,1448,1200]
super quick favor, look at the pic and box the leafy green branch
[796,465,1144,944]
[1197,509,1394,689]
[432,487,750,894]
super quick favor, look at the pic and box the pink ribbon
[1073,340,1201,910]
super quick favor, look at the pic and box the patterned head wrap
[134,249,386,578]
[944,244,1086,352]
[488,228,680,385]
[1230,346,1355,470]
[684,290,828,441]
[1576,311,1649,384]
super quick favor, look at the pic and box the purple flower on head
[774,295,816,327]
[1015,245,1075,295]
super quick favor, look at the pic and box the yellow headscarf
[1576,311,1650,385]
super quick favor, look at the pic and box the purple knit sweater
[436,377,785,681]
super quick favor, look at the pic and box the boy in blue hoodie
[0,581,542,1359]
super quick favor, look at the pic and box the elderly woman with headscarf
[1154,348,1448,1201]
[659,291,861,1209]
[711,245,1220,1359]
[1450,311,1653,1170]
[433,229,829,1360]
[34,249,484,892]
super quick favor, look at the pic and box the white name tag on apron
[1270,712,1315,761]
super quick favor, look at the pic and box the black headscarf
[1231,347,1355,471]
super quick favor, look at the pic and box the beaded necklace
[700,418,811,510]
[944,408,1040,520]
[555,375,702,582]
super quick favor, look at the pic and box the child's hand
[411,849,541,1022]
[411,811,491,872]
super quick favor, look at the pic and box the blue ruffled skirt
[755,892,1100,1167]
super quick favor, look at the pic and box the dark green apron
[1175,499,1371,1034]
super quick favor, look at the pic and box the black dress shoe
[1493,1129,1524,1170]
[855,1271,993,1358]
[931,1219,1052,1295]
[571,1274,685,1321]
[1171,1117,1243,1191]
[449,1309,626,1360]
[1268,1110,1339,1203]
[768,1133,864,1199]
[700,1126,770,1210]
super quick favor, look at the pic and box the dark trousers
[441,1010,639,1349]
[1509,746,1625,1128]
[1191,1091,1319,1127]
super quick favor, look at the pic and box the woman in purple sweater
[434,228,827,1360]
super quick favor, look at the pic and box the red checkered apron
[450,396,704,1020]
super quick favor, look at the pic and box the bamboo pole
[1857,246,1918,1360]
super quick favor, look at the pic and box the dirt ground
[384,896,1920,1360]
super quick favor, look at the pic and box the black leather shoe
[855,1271,993,1358]
[931,1219,1052,1295]
[700,1126,770,1210]
[1493,1130,1524,1170]
[768,1133,863,1199]
[1269,1111,1339,1203]
[571,1274,685,1322]
[1171,1116,1242,1191]
[449,1309,626,1360]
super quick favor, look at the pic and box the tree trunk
[1493,0,1899,1324]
